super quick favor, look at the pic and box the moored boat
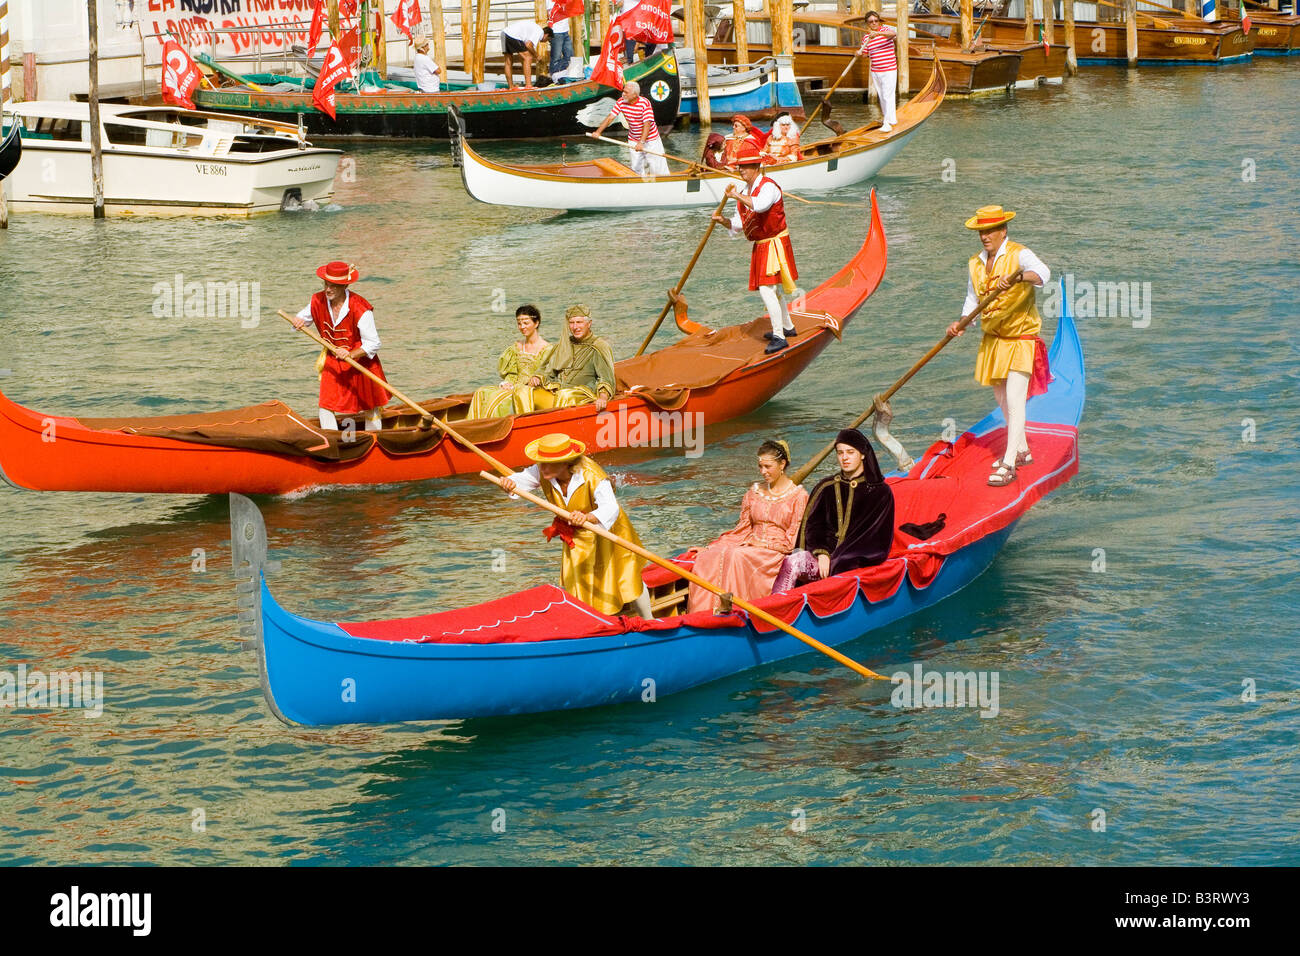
[0,101,340,216]
[0,118,20,181]
[192,49,681,141]
[0,193,887,496]
[709,10,1022,95]
[899,15,1069,85]
[678,50,806,121]
[228,287,1084,726]
[454,61,945,212]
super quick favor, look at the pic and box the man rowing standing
[712,142,799,355]
[588,81,669,179]
[293,261,391,432]
[499,432,653,618]
[946,205,1052,488]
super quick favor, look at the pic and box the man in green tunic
[529,304,617,411]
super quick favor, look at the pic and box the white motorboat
[0,102,341,216]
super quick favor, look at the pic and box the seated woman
[686,439,809,614]
[701,132,727,170]
[721,115,764,168]
[762,112,802,165]
[773,428,895,592]
[466,304,552,419]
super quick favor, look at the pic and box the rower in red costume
[711,142,799,355]
[293,261,391,432]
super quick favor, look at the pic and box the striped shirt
[611,96,659,143]
[857,26,898,73]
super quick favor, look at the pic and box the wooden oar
[797,52,863,141]
[789,277,1022,484]
[634,195,730,357]
[276,309,433,429]
[480,469,889,682]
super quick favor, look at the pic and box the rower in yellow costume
[500,433,652,618]
[947,205,1052,488]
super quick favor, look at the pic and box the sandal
[991,451,1033,470]
[988,463,1017,487]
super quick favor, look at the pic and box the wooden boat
[0,117,21,181]
[453,61,945,212]
[708,11,1021,95]
[1230,7,1300,54]
[0,102,340,216]
[967,12,1252,64]
[229,286,1085,726]
[192,49,681,141]
[0,193,886,495]
[678,50,806,121]
[898,16,1069,85]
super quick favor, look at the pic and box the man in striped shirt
[589,81,670,178]
[858,11,898,133]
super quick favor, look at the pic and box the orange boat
[0,195,887,497]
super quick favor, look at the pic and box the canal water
[0,60,1296,865]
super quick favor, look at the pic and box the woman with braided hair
[686,439,810,615]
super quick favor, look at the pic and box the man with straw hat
[947,205,1052,488]
[411,35,441,93]
[712,141,800,355]
[500,433,653,618]
[293,261,391,433]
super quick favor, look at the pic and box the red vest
[309,290,390,415]
[738,175,788,242]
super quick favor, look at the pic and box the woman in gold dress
[467,304,553,419]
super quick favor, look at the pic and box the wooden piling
[733,0,750,65]
[1063,0,1077,75]
[87,0,104,219]
[688,0,712,126]
[329,0,340,37]
[461,0,473,72]
[1044,0,1055,46]
[896,1,909,98]
[376,1,388,75]
[960,0,974,50]
[430,0,448,79]
[599,0,609,42]
[1025,0,1035,41]
[1126,0,1138,67]
[472,0,490,85]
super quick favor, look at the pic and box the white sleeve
[750,180,781,213]
[591,478,620,530]
[508,465,542,499]
[963,274,978,316]
[357,309,381,358]
[728,211,744,237]
[297,303,313,320]
[1018,247,1051,286]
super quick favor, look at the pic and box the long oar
[789,277,1022,484]
[277,309,434,429]
[634,196,730,356]
[798,51,863,140]
[480,469,889,682]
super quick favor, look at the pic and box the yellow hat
[525,432,586,463]
[964,205,1016,230]
[565,304,592,319]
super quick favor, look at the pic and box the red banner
[391,0,420,39]
[547,0,585,26]
[160,38,201,111]
[590,22,626,89]
[616,0,673,44]
[308,0,326,53]
[312,33,356,120]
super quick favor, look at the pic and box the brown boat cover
[615,318,769,392]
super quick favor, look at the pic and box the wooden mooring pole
[1064,0,1078,75]
[88,0,104,219]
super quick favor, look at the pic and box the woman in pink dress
[687,439,810,614]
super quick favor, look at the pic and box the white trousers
[629,136,670,178]
[757,284,794,339]
[993,370,1031,465]
[870,69,897,127]
[319,408,383,432]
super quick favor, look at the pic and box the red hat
[316,261,360,284]
[735,142,765,166]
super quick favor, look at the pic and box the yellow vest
[541,457,647,616]
[969,240,1042,338]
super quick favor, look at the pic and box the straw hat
[964,205,1016,230]
[565,304,592,319]
[412,34,430,52]
[316,261,360,284]
[525,432,586,463]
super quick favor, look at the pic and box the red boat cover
[338,424,1078,645]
